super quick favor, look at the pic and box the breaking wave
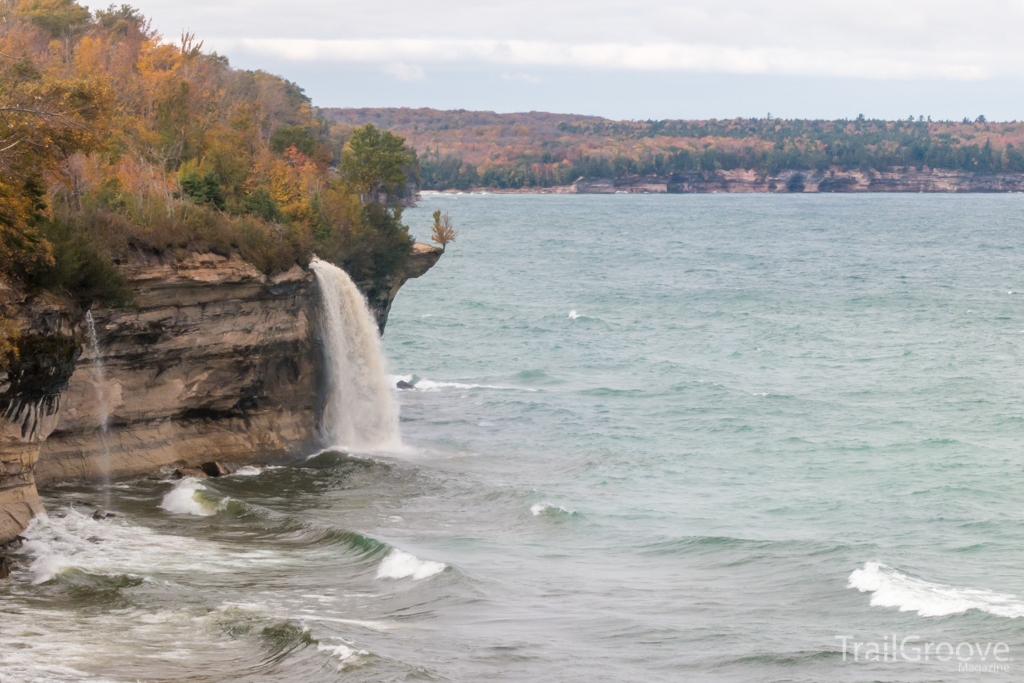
[848,562,1024,618]
[159,478,222,517]
[530,503,577,518]
[375,549,446,580]
[15,509,222,585]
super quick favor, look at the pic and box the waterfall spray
[85,311,112,505]
[310,258,402,451]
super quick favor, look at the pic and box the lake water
[4,194,1024,681]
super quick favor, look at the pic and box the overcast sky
[129,0,1024,120]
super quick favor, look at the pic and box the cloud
[382,62,425,81]
[218,37,1010,81]
[501,72,542,84]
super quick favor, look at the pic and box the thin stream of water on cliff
[310,257,402,452]
[83,311,112,508]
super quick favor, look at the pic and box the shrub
[177,165,226,210]
[243,189,283,223]
[235,217,314,276]
[27,213,133,307]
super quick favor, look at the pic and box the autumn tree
[430,210,456,250]
[0,0,420,302]
[0,51,109,280]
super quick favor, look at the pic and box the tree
[0,52,108,279]
[430,210,456,250]
[339,124,414,205]
[19,0,91,38]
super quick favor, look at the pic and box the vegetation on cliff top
[324,108,1024,190]
[0,0,418,316]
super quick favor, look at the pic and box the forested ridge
[0,0,418,324]
[324,108,1024,191]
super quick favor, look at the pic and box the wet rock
[173,467,208,479]
[0,535,24,551]
[396,380,415,390]
[92,509,116,520]
[0,555,12,579]
[199,461,231,477]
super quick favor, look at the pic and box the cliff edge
[0,245,441,542]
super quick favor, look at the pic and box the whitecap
[568,310,580,319]
[317,641,369,668]
[160,478,216,516]
[229,466,264,477]
[531,502,575,517]
[418,378,535,392]
[848,562,1024,618]
[375,549,446,580]
[15,509,222,584]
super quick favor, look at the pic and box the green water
[3,194,1024,681]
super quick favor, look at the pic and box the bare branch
[0,107,88,129]
[0,137,24,155]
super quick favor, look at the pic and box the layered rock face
[360,242,443,333]
[0,290,80,542]
[0,245,441,541]
[574,169,1024,194]
[34,254,322,486]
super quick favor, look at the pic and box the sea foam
[317,641,369,669]
[160,478,217,516]
[531,503,576,517]
[16,509,218,584]
[375,549,446,580]
[391,374,535,392]
[848,562,1024,618]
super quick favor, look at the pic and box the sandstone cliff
[573,169,1024,194]
[0,287,80,542]
[0,245,441,542]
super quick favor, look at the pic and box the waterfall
[85,311,112,504]
[310,258,402,452]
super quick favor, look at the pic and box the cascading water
[310,258,402,451]
[84,311,112,505]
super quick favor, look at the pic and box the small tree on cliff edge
[431,210,457,251]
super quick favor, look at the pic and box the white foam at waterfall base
[376,549,446,580]
[310,258,402,452]
[848,562,1024,618]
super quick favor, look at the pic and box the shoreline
[420,168,1024,195]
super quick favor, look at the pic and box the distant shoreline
[420,167,1024,195]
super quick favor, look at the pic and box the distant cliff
[573,169,1024,194]
[0,246,440,542]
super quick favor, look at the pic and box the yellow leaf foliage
[0,0,419,290]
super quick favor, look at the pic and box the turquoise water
[4,194,1024,681]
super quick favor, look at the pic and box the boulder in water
[396,380,415,390]
[173,467,208,479]
[199,461,234,477]
[92,509,116,520]
[0,535,24,550]
[0,556,11,580]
